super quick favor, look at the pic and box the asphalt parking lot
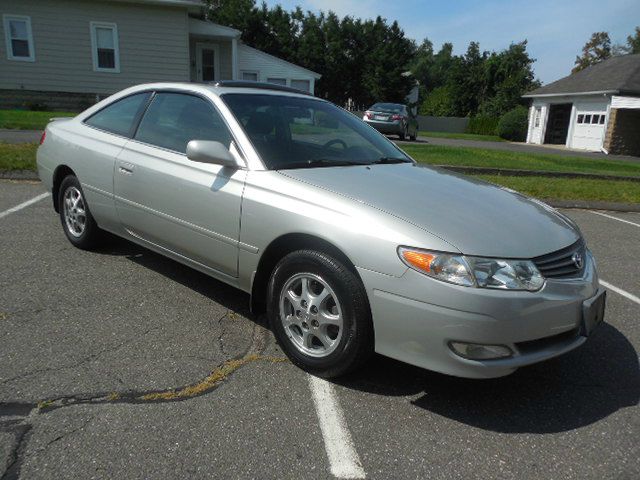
[1,179,639,480]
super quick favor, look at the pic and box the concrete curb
[0,169,39,181]
[435,165,640,183]
[1,170,639,212]
[545,200,640,212]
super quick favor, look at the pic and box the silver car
[37,81,606,379]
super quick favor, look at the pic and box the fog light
[449,342,513,360]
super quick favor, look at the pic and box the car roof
[123,81,322,101]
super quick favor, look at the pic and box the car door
[77,92,151,232]
[113,91,247,277]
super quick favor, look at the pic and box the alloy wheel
[62,186,87,238]
[279,273,344,358]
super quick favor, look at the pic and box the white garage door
[571,104,607,151]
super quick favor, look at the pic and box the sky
[262,0,640,84]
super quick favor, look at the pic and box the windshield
[221,94,411,170]
[370,103,404,113]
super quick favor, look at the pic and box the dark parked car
[363,103,418,140]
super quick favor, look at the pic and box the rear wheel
[58,175,103,250]
[399,125,407,140]
[267,250,374,378]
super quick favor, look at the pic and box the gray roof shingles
[524,54,640,97]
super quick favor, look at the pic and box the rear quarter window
[84,93,150,137]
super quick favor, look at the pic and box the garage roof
[524,54,640,98]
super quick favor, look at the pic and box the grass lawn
[0,110,75,130]
[0,143,38,171]
[402,144,640,178]
[1,141,638,204]
[419,131,504,142]
[476,175,640,204]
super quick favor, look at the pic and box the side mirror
[186,140,238,168]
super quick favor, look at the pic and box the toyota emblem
[572,252,584,269]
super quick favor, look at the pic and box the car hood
[279,163,580,258]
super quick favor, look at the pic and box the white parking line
[600,280,640,306]
[308,374,366,479]
[0,192,49,220]
[590,211,640,228]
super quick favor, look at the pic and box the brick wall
[603,108,640,157]
[0,89,103,112]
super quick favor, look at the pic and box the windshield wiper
[276,159,367,170]
[370,157,413,165]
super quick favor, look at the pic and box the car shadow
[93,233,252,319]
[91,235,639,434]
[333,322,639,434]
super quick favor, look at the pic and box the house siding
[0,0,190,96]
[238,44,318,93]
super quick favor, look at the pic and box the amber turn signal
[400,249,435,273]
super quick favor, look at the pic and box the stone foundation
[0,89,106,112]
[603,108,640,157]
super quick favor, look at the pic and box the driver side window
[135,93,232,154]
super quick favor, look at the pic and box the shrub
[466,115,499,135]
[497,106,529,141]
[419,86,454,116]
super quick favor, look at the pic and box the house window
[90,22,119,72]
[241,71,258,82]
[599,115,606,124]
[533,107,541,127]
[584,114,591,124]
[3,15,35,61]
[577,114,584,124]
[267,78,287,86]
[591,114,600,124]
[291,79,311,92]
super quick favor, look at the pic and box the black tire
[58,175,103,250]
[267,250,374,378]
[398,126,406,141]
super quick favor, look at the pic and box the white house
[523,54,640,156]
[0,0,320,110]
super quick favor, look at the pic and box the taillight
[39,131,46,145]
[364,111,372,119]
[391,114,403,121]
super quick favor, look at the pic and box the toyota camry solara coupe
[37,81,606,379]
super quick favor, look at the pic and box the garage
[523,54,640,154]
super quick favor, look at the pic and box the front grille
[532,240,586,279]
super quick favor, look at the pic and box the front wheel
[58,175,103,250]
[267,250,374,378]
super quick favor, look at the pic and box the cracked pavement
[1,180,639,479]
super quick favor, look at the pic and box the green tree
[446,42,488,116]
[624,26,640,54]
[572,32,611,73]
[360,18,415,105]
[480,41,540,117]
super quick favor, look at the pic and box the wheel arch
[250,233,363,315]
[52,165,77,213]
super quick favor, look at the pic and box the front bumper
[358,251,600,378]
[363,119,403,134]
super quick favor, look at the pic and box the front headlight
[398,247,544,291]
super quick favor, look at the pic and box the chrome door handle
[118,163,134,175]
